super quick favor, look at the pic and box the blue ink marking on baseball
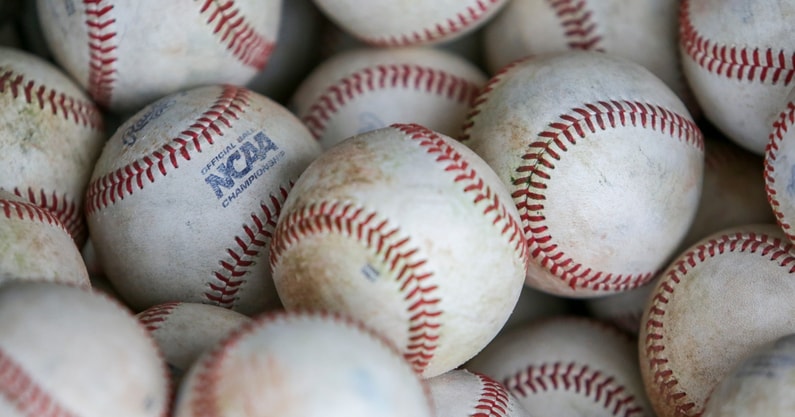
[122,98,176,146]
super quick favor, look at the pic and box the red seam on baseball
[189,310,426,416]
[764,100,795,244]
[0,67,104,130]
[83,0,117,108]
[680,0,795,85]
[360,0,503,47]
[393,123,528,265]
[513,100,703,291]
[0,347,79,417]
[137,302,182,333]
[460,57,530,142]
[504,361,644,417]
[473,372,511,417]
[85,85,249,215]
[643,230,795,417]
[13,187,82,243]
[302,64,482,140]
[1,194,68,232]
[269,201,442,373]
[198,0,275,70]
[548,0,603,51]
[204,186,289,309]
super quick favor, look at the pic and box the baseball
[270,123,528,378]
[290,46,487,149]
[36,0,281,113]
[137,302,251,386]
[462,51,704,297]
[702,333,795,417]
[482,0,690,106]
[765,86,795,245]
[0,46,104,244]
[0,281,169,417]
[313,0,507,47]
[640,224,795,417]
[0,190,89,288]
[173,310,434,417]
[426,369,531,417]
[467,316,653,417]
[680,0,795,154]
[86,84,322,315]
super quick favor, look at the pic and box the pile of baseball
[2,0,795,416]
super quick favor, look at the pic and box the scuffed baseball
[426,369,531,417]
[313,0,507,47]
[640,224,795,417]
[467,316,653,417]
[173,311,433,417]
[290,46,487,149]
[463,51,704,297]
[270,123,528,378]
[680,0,795,154]
[86,85,322,315]
[137,302,251,384]
[0,46,104,244]
[0,281,169,417]
[0,190,89,287]
[37,0,281,113]
[703,333,795,417]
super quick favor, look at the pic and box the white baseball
[467,316,653,417]
[0,46,104,243]
[313,0,507,47]
[0,190,89,287]
[0,281,169,417]
[482,0,690,105]
[37,0,281,113]
[588,136,776,333]
[766,86,795,245]
[86,85,321,315]
[680,0,795,154]
[270,123,528,378]
[463,51,704,297]
[426,369,531,417]
[173,311,434,417]
[137,301,251,385]
[703,333,795,417]
[640,224,795,417]
[290,46,487,149]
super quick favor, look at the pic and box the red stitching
[83,0,117,107]
[85,85,249,215]
[547,0,603,50]
[204,186,289,309]
[680,0,795,85]
[512,100,703,291]
[1,193,67,232]
[269,201,442,373]
[644,230,795,417]
[764,100,795,244]
[361,0,504,47]
[0,347,78,417]
[13,187,82,243]
[199,0,274,69]
[302,64,482,140]
[393,123,528,262]
[137,302,182,333]
[473,372,511,417]
[0,69,103,130]
[504,361,644,417]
